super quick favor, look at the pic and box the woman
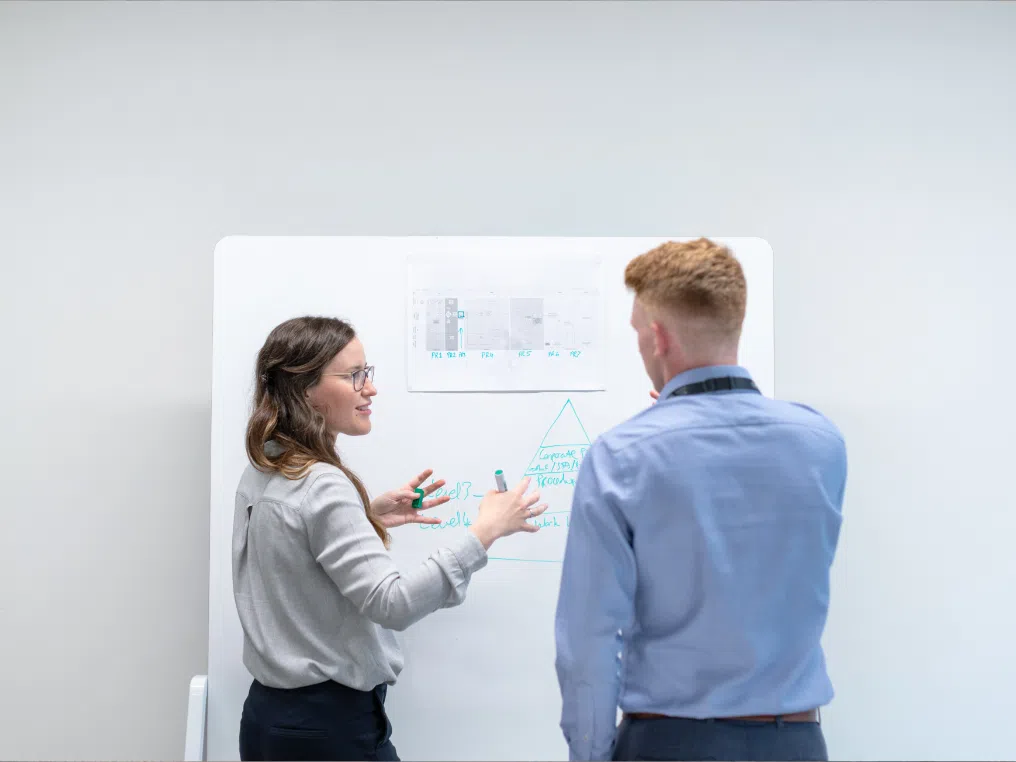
[234,316,546,761]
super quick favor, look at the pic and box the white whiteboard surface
[207,237,774,761]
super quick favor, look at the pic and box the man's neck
[661,356,739,389]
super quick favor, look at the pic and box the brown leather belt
[626,709,819,723]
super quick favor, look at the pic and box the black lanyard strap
[668,376,761,398]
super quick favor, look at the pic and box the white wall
[0,1,1013,759]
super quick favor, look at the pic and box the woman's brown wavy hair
[245,316,389,547]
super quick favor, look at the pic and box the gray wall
[1,1,1013,759]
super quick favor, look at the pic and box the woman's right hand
[469,476,547,550]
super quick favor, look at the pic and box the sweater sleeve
[301,471,487,631]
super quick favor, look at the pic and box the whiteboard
[207,237,774,761]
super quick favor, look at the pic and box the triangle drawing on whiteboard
[524,399,592,487]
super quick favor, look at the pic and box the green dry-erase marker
[412,488,425,509]
[494,470,507,492]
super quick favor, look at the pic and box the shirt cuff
[448,529,488,573]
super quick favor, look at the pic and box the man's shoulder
[595,398,715,447]
[586,403,685,466]
[765,397,846,444]
[593,394,845,454]
[597,405,663,449]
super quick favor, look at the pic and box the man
[554,238,846,761]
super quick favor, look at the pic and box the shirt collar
[658,364,754,400]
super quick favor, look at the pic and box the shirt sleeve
[555,440,637,761]
[302,470,487,631]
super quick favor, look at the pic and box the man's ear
[650,319,670,358]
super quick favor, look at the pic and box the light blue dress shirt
[554,365,847,760]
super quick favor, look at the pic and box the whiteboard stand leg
[184,674,209,761]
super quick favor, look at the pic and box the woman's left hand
[370,469,451,528]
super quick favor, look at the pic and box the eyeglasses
[321,365,375,391]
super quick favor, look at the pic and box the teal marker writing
[494,470,507,492]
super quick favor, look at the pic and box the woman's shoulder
[301,462,362,508]
[236,458,353,506]
[302,460,352,488]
